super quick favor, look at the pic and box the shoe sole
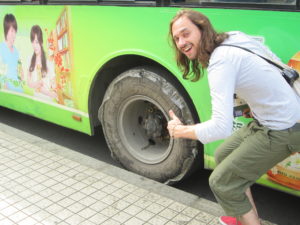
[219,217,227,225]
[219,217,239,225]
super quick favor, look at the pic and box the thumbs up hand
[167,110,183,138]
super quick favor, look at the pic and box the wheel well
[88,55,199,134]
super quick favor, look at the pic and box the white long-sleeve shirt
[195,31,300,144]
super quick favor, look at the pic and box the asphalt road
[0,106,299,225]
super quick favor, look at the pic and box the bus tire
[98,66,199,184]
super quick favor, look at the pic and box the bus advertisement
[0,0,299,197]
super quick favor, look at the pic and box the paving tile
[181,206,201,218]
[77,207,97,219]
[8,211,28,223]
[80,186,98,196]
[111,179,128,188]
[23,204,41,216]
[30,210,52,222]
[148,215,169,225]
[79,196,98,207]
[32,174,49,184]
[74,165,90,173]
[34,198,53,209]
[102,184,119,194]
[164,221,178,225]
[41,215,62,225]
[59,186,78,197]
[26,193,44,204]
[68,202,86,214]
[112,199,131,211]
[134,198,153,209]
[100,205,119,217]
[124,217,145,225]
[89,201,109,212]
[91,180,107,189]
[0,205,19,217]
[110,188,129,199]
[171,213,193,224]
[123,204,143,216]
[146,202,165,214]
[50,183,67,192]
[136,209,155,221]
[187,219,207,225]
[102,218,122,225]
[158,208,178,220]
[63,169,79,177]
[79,220,97,225]
[121,193,140,204]
[121,183,139,192]
[101,194,119,205]
[0,218,15,225]
[42,178,59,188]
[155,197,174,208]
[53,174,69,183]
[47,192,66,202]
[90,190,107,201]
[55,208,74,220]
[102,175,118,184]
[133,188,150,198]
[39,188,56,198]
[18,216,39,225]
[81,176,99,185]
[56,165,71,174]
[14,199,31,211]
[57,197,76,208]
[44,203,64,214]
[143,192,161,202]
[194,211,216,223]
[82,168,98,176]
[89,213,109,224]
[31,182,47,193]
[69,191,87,202]
[65,214,85,225]
[73,181,89,191]
[168,201,187,213]
[109,211,132,223]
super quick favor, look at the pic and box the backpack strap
[219,44,285,70]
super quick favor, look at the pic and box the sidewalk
[0,122,275,225]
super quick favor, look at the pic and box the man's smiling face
[172,16,202,60]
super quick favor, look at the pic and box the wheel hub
[118,96,172,164]
[142,109,164,139]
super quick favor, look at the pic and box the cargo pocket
[288,130,300,153]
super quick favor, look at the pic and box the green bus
[0,0,299,196]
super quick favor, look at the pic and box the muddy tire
[98,67,199,184]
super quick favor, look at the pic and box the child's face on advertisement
[6,26,16,48]
[32,35,41,56]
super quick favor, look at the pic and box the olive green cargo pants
[209,120,300,217]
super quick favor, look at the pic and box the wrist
[177,124,197,140]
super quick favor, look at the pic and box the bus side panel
[0,5,91,134]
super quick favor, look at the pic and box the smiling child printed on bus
[0,14,24,92]
[27,25,57,102]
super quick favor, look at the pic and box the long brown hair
[29,25,47,77]
[169,9,228,82]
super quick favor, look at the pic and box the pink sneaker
[219,216,242,225]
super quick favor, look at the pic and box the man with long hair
[168,9,300,225]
